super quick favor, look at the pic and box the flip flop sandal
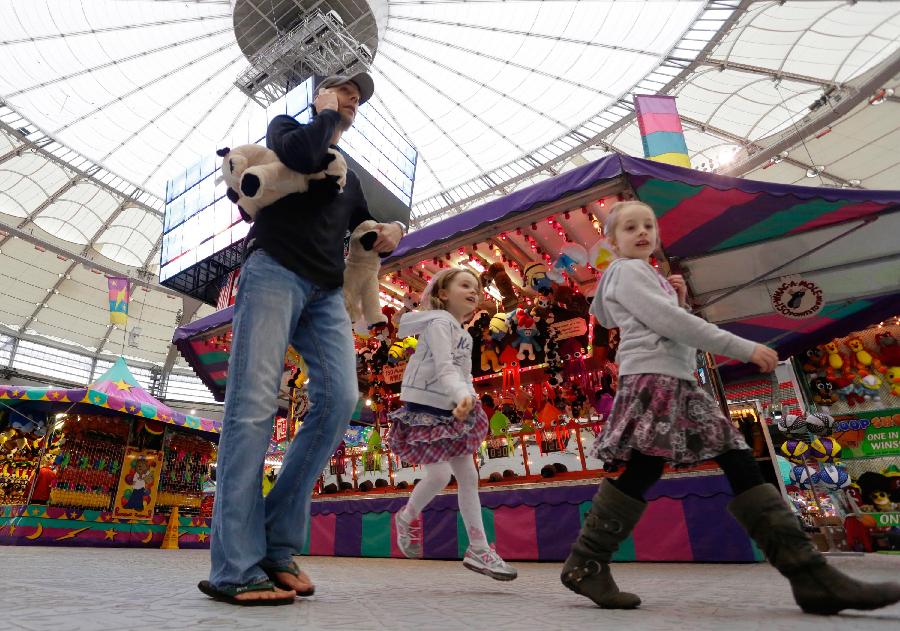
[197,579,296,606]
[261,560,316,597]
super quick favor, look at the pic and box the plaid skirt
[387,402,489,465]
[590,373,748,466]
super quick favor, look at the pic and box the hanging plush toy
[217,145,347,221]
[481,262,519,311]
[513,311,541,361]
[381,305,397,338]
[523,262,554,295]
[544,325,564,386]
[344,220,388,332]
[531,298,555,325]
[488,311,513,341]
[480,329,502,372]
[546,243,588,283]
[387,337,418,364]
[588,238,616,274]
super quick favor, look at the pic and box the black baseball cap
[316,72,374,104]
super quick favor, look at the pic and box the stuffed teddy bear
[344,220,388,332]
[216,145,348,221]
[481,262,519,311]
[809,376,838,408]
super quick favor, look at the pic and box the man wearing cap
[202,72,404,605]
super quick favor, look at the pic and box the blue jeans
[210,250,358,588]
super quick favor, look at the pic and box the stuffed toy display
[344,220,388,331]
[216,145,347,221]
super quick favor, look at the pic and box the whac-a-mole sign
[770,277,824,319]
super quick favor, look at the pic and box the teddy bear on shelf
[800,347,826,377]
[810,376,838,410]
[216,144,347,221]
[822,340,850,380]
[513,311,542,361]
[876,330,900,367]
[846,336,886,376]
[344,220,388,332]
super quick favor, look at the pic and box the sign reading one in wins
[871,512,900,528]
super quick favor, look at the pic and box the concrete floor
[0,548,899,630]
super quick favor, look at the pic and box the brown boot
[728,484,900,615]
[561,479,644,609]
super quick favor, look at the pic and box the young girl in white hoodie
[561,201,900,615]
[388,267,517,581]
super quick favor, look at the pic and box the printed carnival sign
[550,318,588,341]
[113,448,163,519]
[769,277,824,319]
[383,363,407,384]
[833,410,900,458]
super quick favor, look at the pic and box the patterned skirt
[387,402,489,465]
[590,374,748,466]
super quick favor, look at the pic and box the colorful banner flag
[107,276,130,326]
[633,95,691,168]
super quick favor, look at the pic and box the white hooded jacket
[397,310,476,410]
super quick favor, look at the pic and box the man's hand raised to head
[372,222,403,254]
[314,89,339,113]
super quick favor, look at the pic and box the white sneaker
[396,511,422,559]
[463,545,518,581]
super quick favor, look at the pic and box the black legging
[612,449,765,501]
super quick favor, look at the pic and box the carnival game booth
[174,154,900,562]
[753,319,900,554]
[0,358,219,548]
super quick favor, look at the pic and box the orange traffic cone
[161,506,180,550]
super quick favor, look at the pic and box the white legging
[400,454,489,550]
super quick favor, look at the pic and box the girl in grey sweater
[561,201,899,615]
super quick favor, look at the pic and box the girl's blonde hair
[421,267,483,311]
[603,200,660,248]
